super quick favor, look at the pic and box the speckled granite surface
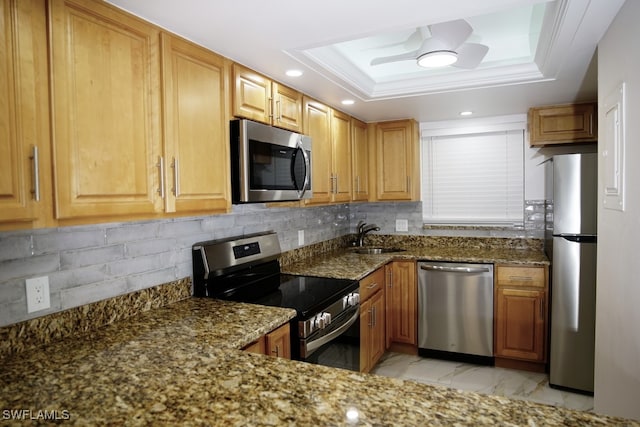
[1,297,635,426]
[0,277,192,360]
[281,246,548,281]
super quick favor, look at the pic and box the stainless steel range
[192,232,360,371]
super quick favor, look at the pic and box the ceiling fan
[370,19,489,69]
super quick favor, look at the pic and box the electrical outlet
[395,219,409,232]
[298,230,305,246]
[26,276,50,313]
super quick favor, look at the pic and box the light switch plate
[26,276,50,313]
[298,230,305,246]
[396,219,409,232]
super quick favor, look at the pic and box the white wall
[595,0,640,420]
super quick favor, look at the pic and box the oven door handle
[306,307,359,355]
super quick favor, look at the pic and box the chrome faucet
[356,221,380,247]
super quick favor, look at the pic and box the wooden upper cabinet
[528,102,597,146]
[160,33,230,214]
[303,97,354,205]
[0,0,52,229]
[351,118,369,202]
[232,63,302,132]
[303,97,332,205]
[330,109,352,203]
[273,82,303,133]
[374,119,420,201]
[50,0,162,220]
[232,63,272,124]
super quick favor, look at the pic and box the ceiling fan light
[417,50,458,68]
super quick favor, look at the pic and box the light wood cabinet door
[494,264,548,366]
[495,287,546,361]
[273,82,302,132]
[161,33,230,214]
[375,120,419,201]
[303,97,332,205]
[359,297,372,372]
[242,337,266,355]
[385,261,417,347]
[265,322,291,359]
[0,0,52,229]
[50,0,162,219]
[243,323,290,359]
[529,102,597,146]
[351,118,369,201]
[232,63,272,125]
[360,289,385,373]
[232,64,302,133]
[331,109,352,202]
[369,289,386,368]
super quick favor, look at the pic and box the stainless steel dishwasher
[417,261,494,364]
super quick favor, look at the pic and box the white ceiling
[106,0,625,123]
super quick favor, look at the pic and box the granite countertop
[1,297,636,426]
[282,246,549,281]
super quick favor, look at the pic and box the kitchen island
[1,297,635,426]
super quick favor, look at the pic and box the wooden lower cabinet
[385,261,417,351]
[494,265,549,372]
[243,322,291,359]
[359,268,386,373]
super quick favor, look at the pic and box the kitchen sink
[351,247,406,255]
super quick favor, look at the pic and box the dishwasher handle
[420,264,491,274]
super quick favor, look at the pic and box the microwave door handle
[296,140,310,198]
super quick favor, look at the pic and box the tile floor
[371,352,594,412]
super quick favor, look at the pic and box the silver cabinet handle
[407,176,410,192]
[30,146,40,201]
[388,269,393,288]
[372,305,376,327]
[276,98,282,122]
[366,282,378,290]
[272,344,280,357]
[172,157,180,197]
[509,275,533,281]
[157,156,165,198]
[420,264,490,274]
[268,97,274,119]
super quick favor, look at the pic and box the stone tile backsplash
[0,200,544,327]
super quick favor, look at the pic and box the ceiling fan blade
[428,19,473,50]
[370,50,418,66]
[451,43,489,69]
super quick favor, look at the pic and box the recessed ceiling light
[285,69,303,77]
[341,99,355,105]
[459,111,473,116]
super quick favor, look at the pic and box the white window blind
[421,130,524,225]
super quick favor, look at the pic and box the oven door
[299,305,360,371]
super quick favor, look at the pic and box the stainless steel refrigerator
[545,153,597,394]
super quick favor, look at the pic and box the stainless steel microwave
[230,119,312,203]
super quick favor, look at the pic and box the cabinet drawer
[360,268,385,301]
[497,266,545,288]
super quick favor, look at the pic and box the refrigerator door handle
[554,233,597,244]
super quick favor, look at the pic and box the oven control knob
[315,312,332,329]
[347,292,360,306]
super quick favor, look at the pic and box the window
[421,128,524,226]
